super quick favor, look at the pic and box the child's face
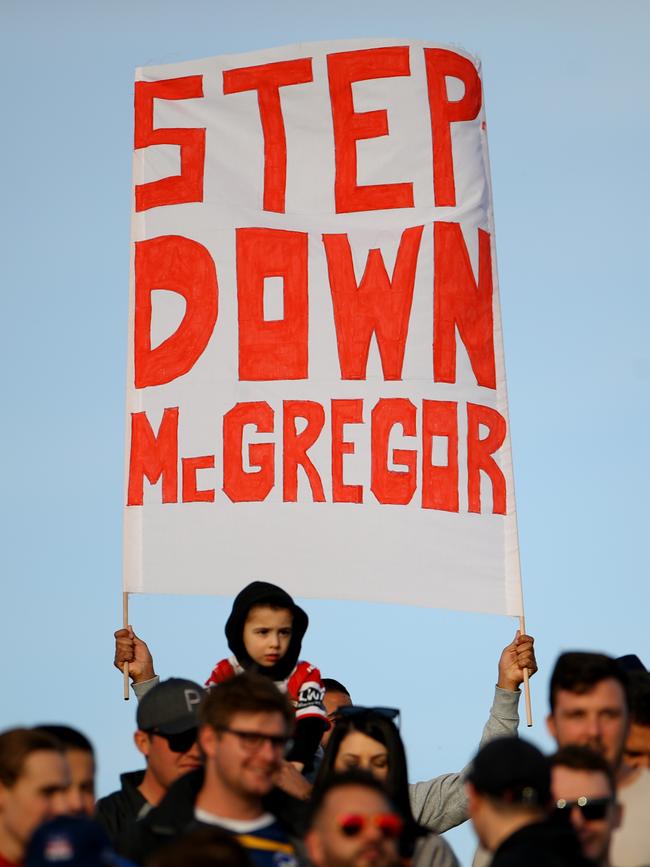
[242,605,293,667]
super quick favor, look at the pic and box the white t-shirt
[194,809,276,832]
[611,768,650,867]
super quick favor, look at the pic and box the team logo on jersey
[296,681,324,709]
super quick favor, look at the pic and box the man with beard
[305,772,402,867]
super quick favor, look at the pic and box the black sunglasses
[555,796,613,821]
[335,706,401,728]
[148,727,198,754]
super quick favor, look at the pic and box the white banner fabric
[123,38,524,617]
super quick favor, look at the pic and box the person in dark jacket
[95,678,203,843]
[465,737,593,867]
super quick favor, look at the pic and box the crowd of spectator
[1,581,648,867]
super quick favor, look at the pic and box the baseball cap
[466,736,551,806]
[617,654,648,673]
[26,817,135,867]
[136,677,204,734]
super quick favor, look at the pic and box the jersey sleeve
[286,662,328,770]
[205,657,235,687]
[288,661,329,724]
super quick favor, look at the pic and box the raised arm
[409,632,537,834]
[114,625,157,684]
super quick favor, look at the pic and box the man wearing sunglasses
[466,737,593,867]
[305,772,402,867]
[95,677,203,843]
[550,746,621,867]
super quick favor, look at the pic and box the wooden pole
[519,614,533,727]
[123,592,130,701]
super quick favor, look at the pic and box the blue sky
[2,2,649,863]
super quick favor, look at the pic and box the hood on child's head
[225,581,309,680]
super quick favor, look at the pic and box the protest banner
[123,38,525,623]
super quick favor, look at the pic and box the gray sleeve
[132,676,160,702]
[471,844,492,867]
[409,686,520,834]
[413,833,461,867]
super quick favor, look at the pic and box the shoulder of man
[118,768,204,861]
[264,787,308,837]
[233,818,304,867]
[492,819,592,867]
[94,770,147,843]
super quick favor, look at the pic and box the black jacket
[95,770,149,846]
[119,769,201,862]
[118,768,304,865]
[491,818,595,867]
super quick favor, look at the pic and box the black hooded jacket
[208,581,327,768]
[224,581,309,681]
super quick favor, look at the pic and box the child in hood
[115,581,328,770]
[206,581,328,767]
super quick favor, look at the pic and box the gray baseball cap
[136,678,204,734]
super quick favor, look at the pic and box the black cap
[617,654,648,673]
[136,678,204,734]
[466,737,551,806]
[26,817,134,867]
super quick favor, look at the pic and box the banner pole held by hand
[123,592,129,701]
[519,615,533,726]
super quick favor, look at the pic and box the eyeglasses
[555,796,614,821]
[216,726,293,754]
[337,813,404,840]
[335,706,401,728]
[149,728,198,754]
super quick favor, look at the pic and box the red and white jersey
[205,656,328,723]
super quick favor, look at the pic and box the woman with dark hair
[313,707,460,867]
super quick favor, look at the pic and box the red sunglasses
[337,813,404,839]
